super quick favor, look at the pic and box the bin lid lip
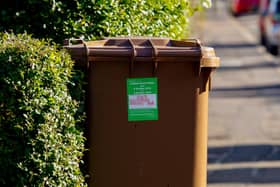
[64,38,220,68]
[64,37,201,48]
[65,38,202,56]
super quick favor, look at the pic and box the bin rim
[64,38,220,69]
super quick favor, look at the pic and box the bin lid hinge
[128,39,137,77]
[82,41,90,69]
[148,39,158,76]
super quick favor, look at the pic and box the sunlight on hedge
[0,33,87,187]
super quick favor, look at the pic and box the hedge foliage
[0,0,211,43]
[0,33,86,187]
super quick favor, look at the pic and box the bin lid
[64,38,220,69]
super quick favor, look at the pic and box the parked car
[230,0,260,16]
[259,0,280,55]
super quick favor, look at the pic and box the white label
[128,94,157,109]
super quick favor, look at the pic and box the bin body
[65,38,219,187]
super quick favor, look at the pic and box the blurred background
[192,0,280,186]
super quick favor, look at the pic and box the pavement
[191,0,280,186]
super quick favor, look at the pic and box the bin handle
[63,38,84,46]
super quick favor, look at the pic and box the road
[193,1,280,186]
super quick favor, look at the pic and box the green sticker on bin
[127,78,158,121]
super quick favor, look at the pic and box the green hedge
[67,0,189,40]
[0,0,211,43]
[0,33,86,187]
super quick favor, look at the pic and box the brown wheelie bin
[64,38,220,187]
